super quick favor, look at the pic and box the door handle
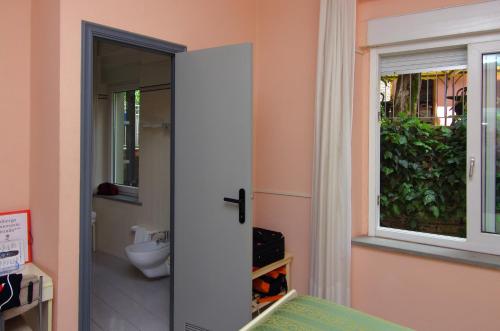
[469,157,475,179]
[224,188,245,224]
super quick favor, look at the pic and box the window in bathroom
[112,89,141,193]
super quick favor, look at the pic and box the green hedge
[380,114,466,237]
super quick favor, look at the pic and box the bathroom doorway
[81,22,253,331]
[92,39,172,331]
[90,38,173,330]
[80,23,186,331]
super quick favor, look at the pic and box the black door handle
[224,188,245,224]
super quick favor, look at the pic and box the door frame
[80,22,186,331]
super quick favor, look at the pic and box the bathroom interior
[91,38,172,331]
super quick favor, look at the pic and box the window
[379,68,467,238]
[481,52,500,235]
[112,89,141,195]
[370,41,500,254]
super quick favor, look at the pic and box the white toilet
[125,226,170,278]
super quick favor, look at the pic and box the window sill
[352,236,500,271]
[93,194,142,206]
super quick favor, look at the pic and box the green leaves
[430,206,440,218]
[382,167,394,176]
[379,113,466,237]
[392,204,401,216]
[398,159,409,168]
[413,140,432,151]
[423,190,436,205]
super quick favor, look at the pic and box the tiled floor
[92,251,170,331]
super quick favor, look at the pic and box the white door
[174,44,253,331]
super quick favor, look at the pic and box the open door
[174,44,253,331]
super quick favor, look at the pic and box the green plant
[380,113,467,237]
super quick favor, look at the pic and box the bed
[241,290,413,331]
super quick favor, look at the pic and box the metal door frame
[80,22,186,331]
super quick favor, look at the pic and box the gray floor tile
[93,251,170,331]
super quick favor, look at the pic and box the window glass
[379,70,467,237]
[481,53,500,235]
[113,90,141,188]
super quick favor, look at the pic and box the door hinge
[378,111,382,122]
[377,195,380,206]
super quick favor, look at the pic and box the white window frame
[369,33,500,255]
[109,84,141,198]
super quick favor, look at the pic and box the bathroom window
[112,90,141,193]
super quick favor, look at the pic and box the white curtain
[310,0,355,306]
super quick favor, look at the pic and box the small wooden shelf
[252,252,293,316]
[252,252,292,284]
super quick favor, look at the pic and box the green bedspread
[251,296,413,331]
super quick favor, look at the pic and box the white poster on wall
[0,210,32,264]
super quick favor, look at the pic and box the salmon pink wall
[0,1,31,211]
[352,246,500,331]
[352,1,500,330]
[254,0,319,295]
[30,0,61,323]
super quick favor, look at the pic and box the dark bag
[252,266,287,296]
[253,227,285,267]
[0,273,22,311]
[253,274,287,296]
[97,182,119,196]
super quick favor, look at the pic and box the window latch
[469,157,475,179]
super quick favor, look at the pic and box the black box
[253,227,285,267]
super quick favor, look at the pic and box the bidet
[125,226,171,278]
